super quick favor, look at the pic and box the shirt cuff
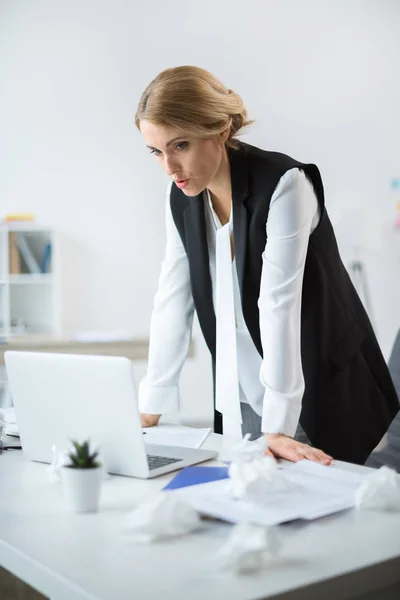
[138,377,181,414]
[261,390,302,438]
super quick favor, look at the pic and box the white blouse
[138,168,320,437]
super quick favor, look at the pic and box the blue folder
[163,465,229,491]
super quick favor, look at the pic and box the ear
[219,127,230,145]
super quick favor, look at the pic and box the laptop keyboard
[147,454,183,470]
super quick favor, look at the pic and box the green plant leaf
[67,438,101,469]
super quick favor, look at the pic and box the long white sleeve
[138,182,195,414]
[259,169,320,436]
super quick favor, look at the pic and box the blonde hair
[135,66,254,149]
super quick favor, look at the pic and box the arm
[258,168,332,463]
[138,182,195,422]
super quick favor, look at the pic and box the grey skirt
[240,402,310,445]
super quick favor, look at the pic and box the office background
[0,0,399,424]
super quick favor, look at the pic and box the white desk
[1,435,400,600]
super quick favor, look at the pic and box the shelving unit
[0,223,60,407]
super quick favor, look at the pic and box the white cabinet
[0,223,60,407]
[0,224,60,337]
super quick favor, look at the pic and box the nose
[164,155,180,177]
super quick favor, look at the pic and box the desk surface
[1,435,400,600]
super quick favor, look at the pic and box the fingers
[265,433,333,465]
[267,443,305,463]
[140,413,161,428]
[286,446,333,465]
[281,448,305,463]
[300,445,333,465]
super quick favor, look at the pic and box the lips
[174,178,189,190]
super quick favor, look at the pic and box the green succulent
[67,439,101,469]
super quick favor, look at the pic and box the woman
[135,66,398,465]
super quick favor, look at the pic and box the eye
[150,149,161,157]
[176,142,188,151]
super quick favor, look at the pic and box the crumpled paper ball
[217,522,280,574]
[47,445,70,482]
[124,493,201,542]
[355,466,400,511]
[226,434,295,504]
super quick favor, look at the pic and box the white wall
[1,0,399,422]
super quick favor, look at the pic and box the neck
[207,147,232,225]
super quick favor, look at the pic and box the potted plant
[60,439,103,513]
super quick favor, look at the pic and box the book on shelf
[40,242,52,273]
[7,232,52,275]
[8,232,21,274]
[14,233,41,274]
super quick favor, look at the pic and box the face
[140,120,227,196]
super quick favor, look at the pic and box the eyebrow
[146,136,186,151]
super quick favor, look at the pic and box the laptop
[4,351,217,478]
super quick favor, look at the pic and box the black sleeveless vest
[170,141,399,464]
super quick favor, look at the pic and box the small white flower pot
[60,466,103,513]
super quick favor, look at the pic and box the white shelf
[0,227,60,341]
[8,274,53,284]
[0,222,51,232]
[0,226,60,405]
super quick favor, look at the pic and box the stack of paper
[173,460,367,525]
[143,424,211,449]
[0,407,19,437]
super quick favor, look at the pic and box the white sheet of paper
[143,424,211,449]
[174,460,367,525]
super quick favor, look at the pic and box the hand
[140,413,161,428]
[265,433,333,465]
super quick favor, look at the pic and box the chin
[183,183,205,198]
